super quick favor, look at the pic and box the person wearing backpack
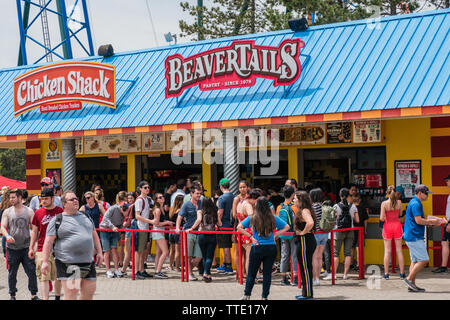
[309,188,328,286]
[331,188,359,280]
[278,186,299,286]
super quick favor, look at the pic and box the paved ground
[1,255,450,300]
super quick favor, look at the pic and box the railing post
[331,230,335,285]
[184,231,189,282]
[180,231,184,282]
[131,230,135,281]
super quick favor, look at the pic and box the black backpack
[336,202,352,229]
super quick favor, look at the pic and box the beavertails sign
[165,38,305,98]
[13,61,116,117]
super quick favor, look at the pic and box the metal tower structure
[16,0,95,66]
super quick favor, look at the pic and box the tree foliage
[0,149,26,181]
[179,0,434,41]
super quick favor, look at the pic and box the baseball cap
[444,174,450,181]
[41,188,54,197]
[415,184,432,194]
[219,178,230,187]
[40,177,52,185]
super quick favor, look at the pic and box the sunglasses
[66,197,79,202]
[85,196,92,200]
[41,183,50,187]
[157,196,164,199]
[142,186,149,189]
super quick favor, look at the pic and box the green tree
[179,0,429,40]
[0,149,26,181]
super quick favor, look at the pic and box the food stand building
[0,9,449,266]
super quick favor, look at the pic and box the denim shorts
[314,232,328,246]
[405,239,429,263]
[100,231,120,252]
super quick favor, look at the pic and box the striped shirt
[312,203,322,231]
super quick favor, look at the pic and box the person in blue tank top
[80,191,106,229]
[237,196,289,300]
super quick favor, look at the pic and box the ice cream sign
[165,38,305,98]
[13,61,116,117]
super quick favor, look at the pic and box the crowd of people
[0,173,448,300]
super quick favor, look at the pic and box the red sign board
[13,61,116,117]
[165,38,305,98]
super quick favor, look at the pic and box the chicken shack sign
[13,61,116,117]
[165,38,305,98]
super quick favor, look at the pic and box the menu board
[353,120,381,143]
[103,134,123,153]
[84,136,104,154]
[166,131,192,152]
[326,122,352,144]
[143,132,165,152]
[395,160,421,200]
[280,127,302,146]
[300,125,326,145]
[75,138,83,155]
[122,134,141,153]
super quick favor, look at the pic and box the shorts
[217,233,232,249]
[382,222,403,240]
[443,224,450,242]
[352,229,366,247]
[186,233,202,258]
[333,231,354,257]
[405,239,429,263]
[314,233,328,246]
[137,232,150,252]
[152,227,166,241]
[55,259,96,281]
[169,233,180,244]
[100,231,120,252]
[36,251,56,281]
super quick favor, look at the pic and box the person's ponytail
[387,185,397,209]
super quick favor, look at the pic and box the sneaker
[141,271,153,278]
[216,264,226,272]
[224,267,235,275]
[383,274,389,280]
[189,274,198,281]
[399,273,406,280]
[10,296,16,301]
[321,271,329,278]
[323,273,335,281]
[203,276,212,283]
[403,278,419,292]
[154,272,169,279]
[135,272,146,280]
[240,295,250,300]
[31,295,41,300]
[281,277,290,286]
[106,270,115,279]
[255,275,263,283]
[313,279,320,286]
[342,274,349,280]
[414,285,426,292]
[432,266,448,273]
[295,295,313,300]
[114,270,124,278]
[211,264,220,269]
[291,278,298,286]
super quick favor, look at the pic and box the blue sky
[0,0,195,69]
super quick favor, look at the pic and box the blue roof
[0,9,449,136]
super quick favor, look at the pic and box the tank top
[6,206,32,250]
[201,213,216,232]
[84,203,100,228]
[385,208,402,224]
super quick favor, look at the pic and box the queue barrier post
[358,227,365,279]
[331,230,335,285]
[184,231,189,282]
[131,230,135,281]
[180,231,184,282]
[238,233,243,285]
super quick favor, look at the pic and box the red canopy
[0,176,26,189]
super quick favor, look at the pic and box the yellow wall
[363,118,432,266]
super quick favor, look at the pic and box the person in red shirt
[28,188,63,300]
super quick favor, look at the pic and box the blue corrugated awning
[0,9,449,137]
